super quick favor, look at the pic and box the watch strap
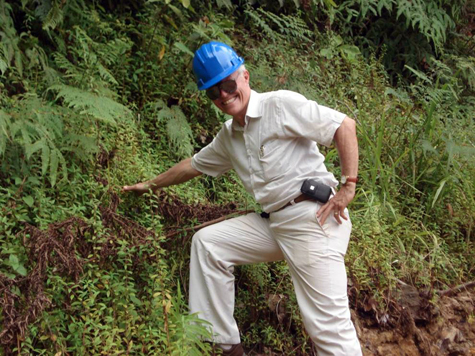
[342,176,358,184]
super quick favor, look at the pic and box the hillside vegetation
[1,0,475,354]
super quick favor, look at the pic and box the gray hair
[236,64,246,75]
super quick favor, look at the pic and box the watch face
[341,176,347,184]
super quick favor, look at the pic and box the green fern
[50,84,132,125]
[166,106,194,159]
[96,38,132,66]
[0,1,23,76]
[1,98,67,186]
[190,17,234,44]
[446,55,475,91]
[244,7,313,45]
[395,0,455,51]
[50,26,131,91]
[166,284,213,355]
[0,109,10,156]
[337,0,457,52]
[0,95,106,186]
[0,42,8,74]
[42,0,64,31]
[262,9,313,43]
[49,30,67,55]
[152,100,194,159]
[244,8,283,42]
[52,52,80,79]
[97,63,119,86]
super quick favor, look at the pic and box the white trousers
[189,201,362,356]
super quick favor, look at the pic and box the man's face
[211,69,251,120]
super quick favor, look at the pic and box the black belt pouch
[300,179,332,204]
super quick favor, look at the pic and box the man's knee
[191,225,220,256]
[191,228,207,252]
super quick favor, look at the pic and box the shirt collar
[231,90,261,131]
[245,90,261,119]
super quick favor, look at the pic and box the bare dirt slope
[356,288,475,356]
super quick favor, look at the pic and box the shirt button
[247,150,251,155]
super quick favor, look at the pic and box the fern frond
[215,0,233,9]
[151,99,167,114]
[0,2,23,76]
[41,141,50,176]
[97,63,118,85]
[448,55,475,90]
[0,43,8,74]
[167,106,194,159]
[50,33,65,57]
[396,0,455,50]
[36,109,64,139]
[34,0,51,21]
[51,30,130,90]
[97,38,132,65]
[1,95,100,186]
[50,84,132,125]
[48,145,67,187]
[62,132,98,161]
[42,0,64,31]
[245,8,313,45]
[153,103,194,159]
[244,8,280,41]
[25,138,46,160]
[279,13,313,43]
[0,58,7,74]
[14,43,23,76]
[0,110,11,156]
[52,52,81,78]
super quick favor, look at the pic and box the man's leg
[269,201,362,356]
[189,213,284,344]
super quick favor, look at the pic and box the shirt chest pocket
[258,139,287,181]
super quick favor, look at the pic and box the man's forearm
[148,157,202,190]
[334,117,359,183]
[316,116,359,224]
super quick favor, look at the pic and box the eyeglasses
[206,75,240,100]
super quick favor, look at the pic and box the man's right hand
[122,182,156,196]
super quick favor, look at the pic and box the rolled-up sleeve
[191,128,232,177]
[279,91,346,147]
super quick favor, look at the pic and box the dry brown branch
[437,281,475,297]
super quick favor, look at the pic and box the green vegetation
[1,0,474,354]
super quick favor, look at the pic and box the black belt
[260,194,313,219]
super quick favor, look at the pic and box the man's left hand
[316,183,356,225]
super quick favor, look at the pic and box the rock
[447,343,470,355]
[440,326,464,343]
[351,309,362,338]
[438,326,466,354]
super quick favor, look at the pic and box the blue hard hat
[193,41,244,90]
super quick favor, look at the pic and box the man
[123,41,362,356]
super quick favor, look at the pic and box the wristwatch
[341,176,358,185]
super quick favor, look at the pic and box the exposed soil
[245,286,475,356]
[354,287,475,356]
